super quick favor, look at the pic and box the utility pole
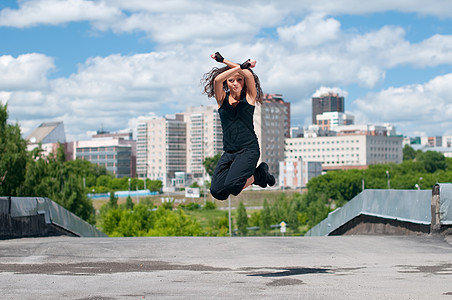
[386,170,390,189]
[228,196,232,237]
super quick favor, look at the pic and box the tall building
[312,92,344,124]
[263,94,291,138]
[183,105,223,182]
[254,97,288,178]
[136,114,186,188]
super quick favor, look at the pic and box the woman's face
[226,72,245,94]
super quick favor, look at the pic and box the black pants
[210,148,260,200]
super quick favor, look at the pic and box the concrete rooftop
[1,235,451,299]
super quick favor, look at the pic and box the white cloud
[313,87,349,98]
[0,53,54,89]
[352,73,452,136]
[277,13,341,48]
[5,50,211,140]
[0,0,121,27]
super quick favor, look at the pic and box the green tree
[416,151,447,173]
[147,179,163,192]
[109,190,118,208]
[0,103,28,196]
[260,199,272,233]
[147,207,204,236]
[236,201,248,236]
[19,144,96,224]
[203,153,221,177]
[403,144,417,161]
[125,195,134,210]
[248,211,261,227]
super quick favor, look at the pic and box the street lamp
[415,184,420,190]
[386,170,390,189]
[128,178,131,195]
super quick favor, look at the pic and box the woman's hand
[249,59,256,68]
[211,52,224,62]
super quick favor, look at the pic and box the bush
[203,201,217,210]
[183,202,201,211]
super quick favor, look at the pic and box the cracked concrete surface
[0,235,451,299]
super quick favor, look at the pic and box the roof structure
[26,122,66,144]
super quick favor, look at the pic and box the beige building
[136,114,186,187]
[183,105,223,182]
[285,127,403,170]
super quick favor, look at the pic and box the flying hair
[201,65,263,104]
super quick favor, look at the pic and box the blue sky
[1,0,452,141]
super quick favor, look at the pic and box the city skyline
[1,1,452,141]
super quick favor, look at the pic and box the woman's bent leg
[223,148,259,196]
[210,152,232,200]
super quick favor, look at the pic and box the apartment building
[254,96,288,178]
[312,92,344,124]
[183,105,223,181]
[285,127,403,170]
[136,114,186,187]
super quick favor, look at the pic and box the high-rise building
[263,94,291,138]
[254,97,288,178]
[183,105,223,181]
[136,114,186,188]
[312,92,344,124]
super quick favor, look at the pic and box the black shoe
[253,162,268,188]
[267,172,276,187]
[260,162,276,187]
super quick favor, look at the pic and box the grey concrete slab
[0,235,451,299]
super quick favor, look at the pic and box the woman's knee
[224,179,245,197]
[210,187,229,200]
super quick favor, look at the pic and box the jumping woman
[201,52,275,200]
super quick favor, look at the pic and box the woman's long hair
[201,66,263,104]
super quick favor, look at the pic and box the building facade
[279,158,322,188]
[316,112,354,131]
[254,97,288,178]
[312,92,344,124]
[74,139,133,178]
[183,105,223,182]
[26,121,66,144]
[285,131,403,171]
[136,114,186,188]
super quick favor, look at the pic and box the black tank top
[218,92,259,152]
